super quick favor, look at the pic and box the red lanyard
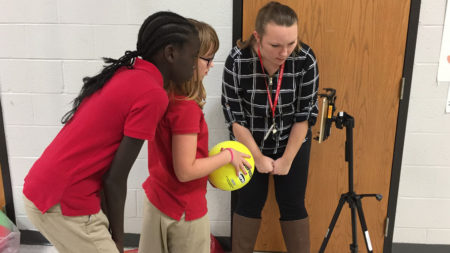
[257,47,285,118]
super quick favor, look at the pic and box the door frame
[383,0,421,252]
[230,0,421,252]
[0,98,16,223]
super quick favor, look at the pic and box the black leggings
[235,130,312,221]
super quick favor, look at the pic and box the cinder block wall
[1,0,450,245]
[0,0,233,236]
[393,0,450,245]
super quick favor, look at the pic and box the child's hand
[228,148,252,176]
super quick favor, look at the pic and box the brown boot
[280,217,311,253]
[231,213,261,253]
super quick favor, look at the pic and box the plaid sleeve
[295,46,319,126]
[221,49,247,128]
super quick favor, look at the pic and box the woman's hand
[272,156,293,175]
[227,148,253,176]
[254,155,274,174]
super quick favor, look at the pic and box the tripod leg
[356,198,373,253]
[319,195,347,253]
[350,201,358,253]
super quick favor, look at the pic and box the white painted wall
[393,0,450,245]
[1,0,449,245]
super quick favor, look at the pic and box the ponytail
[61,50,139,124]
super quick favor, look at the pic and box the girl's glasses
[199,56,214,67]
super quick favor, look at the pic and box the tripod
[318,111,382,253]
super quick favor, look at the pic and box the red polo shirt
[23,58,168,216]
[143,96,209,221]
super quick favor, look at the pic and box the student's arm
[102,136,144,253]
[172,133,251,182]
[232,123,274,174]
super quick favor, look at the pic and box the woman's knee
[279,204,308,220]
[235,198,267,218]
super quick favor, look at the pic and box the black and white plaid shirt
[221,42,319,155]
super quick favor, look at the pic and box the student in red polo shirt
[22,12,200,253]
[138,19,252,253]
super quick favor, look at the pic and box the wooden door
[241,0,411,252]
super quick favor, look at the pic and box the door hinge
[400,77,405,100]
[384,216,390,237]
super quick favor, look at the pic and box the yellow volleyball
[208,141,255,191]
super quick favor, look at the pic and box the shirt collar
[133,58,164,87]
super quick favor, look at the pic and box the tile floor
[20,245,58,253]
[20,245,140,253]
[19,245,269,253]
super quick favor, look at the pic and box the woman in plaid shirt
[221,2,319,252]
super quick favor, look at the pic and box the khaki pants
[24,195,119,253]
[138,198,210,253]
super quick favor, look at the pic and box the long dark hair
[61,11,197,124]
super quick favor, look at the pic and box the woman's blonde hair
[237,1,301,52]
[165,19,219,108]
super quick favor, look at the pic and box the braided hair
[61,11,198,124]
